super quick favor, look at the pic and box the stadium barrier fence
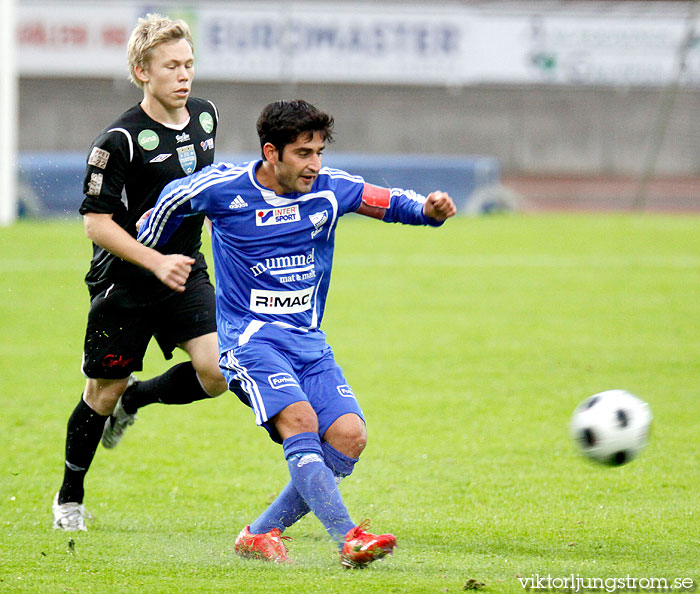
[17,152,502,218]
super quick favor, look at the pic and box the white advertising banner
[497,14,697,86]
[193,3,471,84]
[15,2,700,87]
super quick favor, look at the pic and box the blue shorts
[220,332,364,444]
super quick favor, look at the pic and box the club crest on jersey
[309,210,328,238]
[255,205,301,226]
[176,144,197,175]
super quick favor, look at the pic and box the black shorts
[81,269,217,379]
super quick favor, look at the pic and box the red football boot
[340,520,397,568]
[234,526,291,564]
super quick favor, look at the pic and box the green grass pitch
[1,214,698,593]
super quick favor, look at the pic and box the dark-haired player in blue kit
[138,100,456,568]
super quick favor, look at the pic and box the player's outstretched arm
[84,212,194,292]
[355,183,456,226]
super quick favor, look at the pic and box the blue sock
[321,441,358,479]
[249,440,360,535]
[283,432,355,545]
[249,482,310,535]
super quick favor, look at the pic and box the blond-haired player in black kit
[52,13,228,531]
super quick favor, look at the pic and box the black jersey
[79,97,218,297]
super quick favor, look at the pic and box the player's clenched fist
[152,253,195,292]
[423,191,457,222]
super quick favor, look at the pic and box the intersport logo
[250,287,314,314]
[256,205,301,226]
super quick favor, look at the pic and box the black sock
[121,361,212,414]
[58,397,108,504]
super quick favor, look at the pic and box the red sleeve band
[361,183,391,209]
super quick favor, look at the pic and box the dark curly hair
[256,100,335,160]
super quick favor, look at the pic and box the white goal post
[0,0,18,226]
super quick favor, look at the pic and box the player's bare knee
[354,433,367,456]
[194,365,228,396]
[84,392,117,416]
[201,372,228,396]
[345,422,367,454]
[345,431,367,459]
[83,378,127,416]
[209,376,228,396]
[324,414,367,458]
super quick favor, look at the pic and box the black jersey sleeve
[79,128,132,216]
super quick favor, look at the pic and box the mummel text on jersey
[138,160,443,353]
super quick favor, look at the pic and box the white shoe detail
[52,492,91,532]
[360,539,379,551]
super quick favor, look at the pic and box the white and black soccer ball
[570,390,652,466]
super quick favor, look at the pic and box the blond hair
[127,13,193,88]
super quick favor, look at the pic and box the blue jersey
[138,160,442,354]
